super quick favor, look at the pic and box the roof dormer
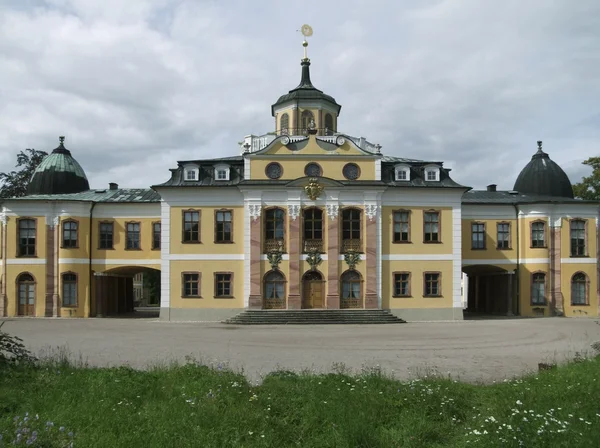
[394,164,410,181]
[424,164,441,182]
[183,163,199,182]
[214,163,230,181]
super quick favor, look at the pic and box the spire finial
[299,24,313,61]
[537,140,542,150]
[59,136,65,145]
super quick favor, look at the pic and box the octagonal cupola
[27,136,90,195]
[271,27,341,136]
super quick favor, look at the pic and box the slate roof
[462,190,598,205]
[15,188,160,203]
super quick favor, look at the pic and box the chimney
[487,184,497,192]
[109,182,118,190]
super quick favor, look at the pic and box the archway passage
[17,273,36,316]
[94,266,160,318]
[302,271,324,309]
[462,265,515,316]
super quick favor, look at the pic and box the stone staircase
[223,309,406,325]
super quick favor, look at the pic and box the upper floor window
[471,222,485,249]
[265,208,285,252]
[531,272,546,305]
[214,164,230,181]
[303,208,323,253]
[152,222,161,250]
[183,210,200,243]
[424,272,441,297]
[183,164,199,182]
[324,113,334,134]
[99,222,113,249]
[571,272,588,305]
[393,210,410,243]
[62,220,78,248]
[126,222,141,250]
[301,110,315,132]
[18,218,36,257]
[215,272,233,298]
[341,208,362,252]
[215,210,233,243]
[497,222,510,249]
[395,165,410,181]
[570,219,586,256]
[531,221,546,248]
[62,273,77,307]
[304,163,322,177]
[280,113,289,134]
[424,165,440,182]
[423,211,440,243]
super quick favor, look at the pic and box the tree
[0,148,48,199]
[572,157,600,200]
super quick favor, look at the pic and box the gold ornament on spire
[299,24,313,60]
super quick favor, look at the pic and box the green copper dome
[27,136,90,195]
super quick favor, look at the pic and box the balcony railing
[341,239,362,253]
[264,238,285,253]
[340,298,362,309]
[263,298,285,309]
[277,127,336,137]
[303,239,324,253]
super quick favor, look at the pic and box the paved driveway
[2,317,599,383]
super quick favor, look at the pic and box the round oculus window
[266,162,283,180]
[342,163,360,180]
[304,163,322,177]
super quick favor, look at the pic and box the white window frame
[394,164,410,181]
[183,164,200,182]
[214,163,230,181]
[424,165,440,182]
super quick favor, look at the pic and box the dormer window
[424,165,440,182]
[183,164,199,182]
[214,164,230,181]
[394,164,410,181]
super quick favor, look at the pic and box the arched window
[18,218,36,257]
[62,272,77,307]
[280,113,289,135]
[303,208,323,252]
[571,272,588,305]
[62,220,78,248]
[301,110,315,133]
[341,208,362,252]
[341,270,362,309]
[264,270,286,309]
[17,273,35,316]
[264,208,285,252]
[324,113,334,134]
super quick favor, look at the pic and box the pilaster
[365,205,378,309]
[45,216,59,317]
[248,205,263,309]
[326,204,339,309]
[288,205,301,309]
[550,224,563,315]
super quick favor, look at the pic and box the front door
[302,272,324,309]
[18,282,35,316]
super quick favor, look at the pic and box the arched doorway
[302,270,324,309]
[263,270,286,309]
[340,270,362,309]
[17,273,36,316]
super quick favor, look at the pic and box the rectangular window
[186,170,197,180]
[18,219,36,256]
[62,273,77,307]
[531,221,546,248]
[531,273,546,305]
[215,273,233,298]
[62,220,78,248]
[183,211,200,243]
[216,169,228,180]
[426,170,437,181]
[471,222,485,249]
[152,222,161,250]
[393,272,410,297]
[215,210,233,243]
[423,211,440,243]
[424,273,441,297]
[397,170,407,180]
[126,222,141,250]
[497,222,510,249]
[99,222,114,249]
[393,211,410,243]
[570,220,586,256]
[183,273,200,297]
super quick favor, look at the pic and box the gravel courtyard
[3,317,599,383]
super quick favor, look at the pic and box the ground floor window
[531,272,546,305]
[571,272,588,305]
[62,273,77,307]
[341,270,361,308]
[393,272,410,297]
[182,273,200,297]
[215,273,233,298]
[424,273,441,297]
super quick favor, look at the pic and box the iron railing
[277,128,336,137]
[303,239,324,253]
[340,298,362,309]
[264,238,285,253]
[263,298,286,309]
[341,239,362,253]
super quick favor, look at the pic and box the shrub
[0,322,37,366]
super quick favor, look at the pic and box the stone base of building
[388,307,464,321]
[160,307,244,322]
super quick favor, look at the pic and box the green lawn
[1,357,599,447]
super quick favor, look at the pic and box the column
[474,275,480,312]
[365,206,378,309]
[326,204,339,309]
[44,217,57,317]
[248,205,263,309]
[287,205,301,309]
[550,224,563,315]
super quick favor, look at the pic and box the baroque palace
[1,39,599,322]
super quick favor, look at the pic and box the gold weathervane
[304,177,323,200]
[299,24,313,60]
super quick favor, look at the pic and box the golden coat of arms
[304,178,324,200]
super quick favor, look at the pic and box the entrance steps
[223,309,406,325]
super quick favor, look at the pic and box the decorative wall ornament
[281,136,290,145]
[336,136,346,146]
[306,250,323,271]
[266,251,283,269]
[344,251,361,270]
[288,204,300,221]
[304,178,324,200]
[364,204,379,221]
[52,216,60,228]
[326,204,339,220]
[248,204,262,222]
[45,215,59,229]
[0,212,7,225]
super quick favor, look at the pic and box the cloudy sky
[1,0,598,191]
